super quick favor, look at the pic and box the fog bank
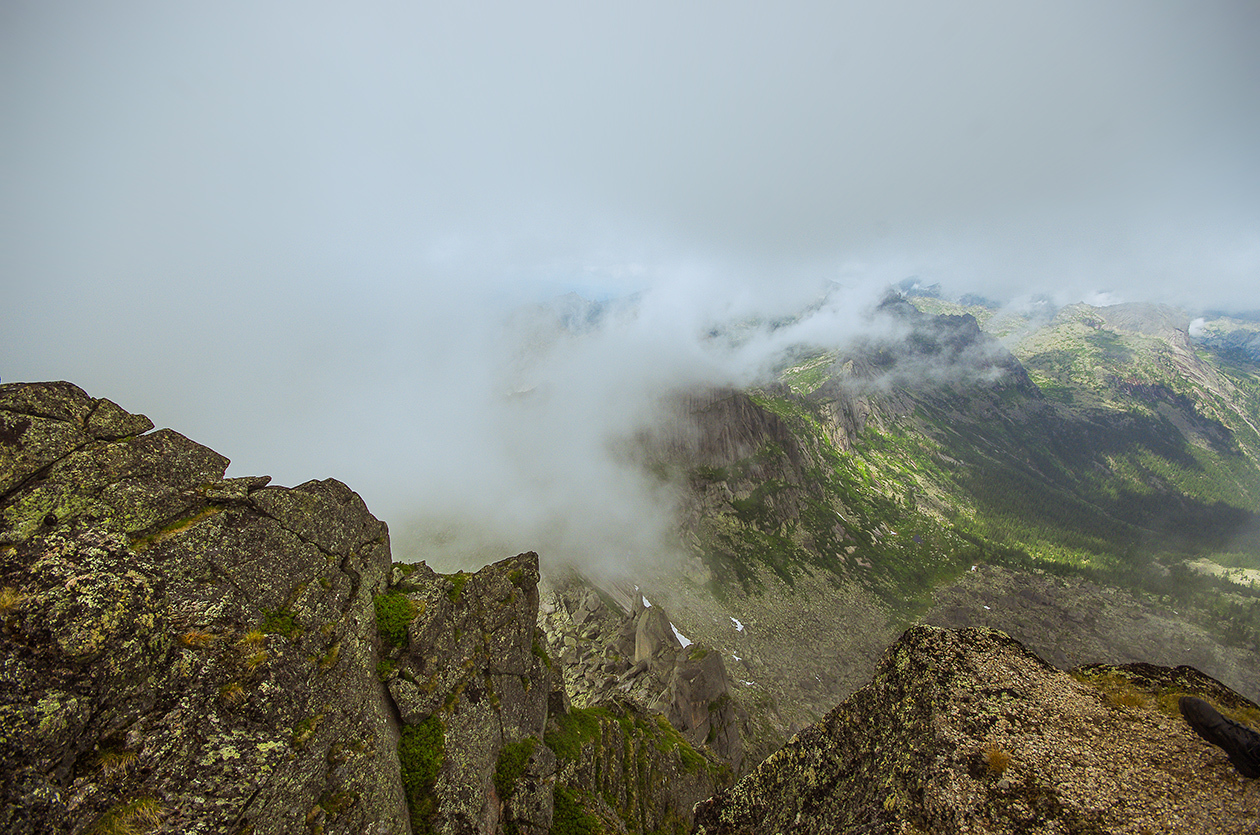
[3,1,1258,568]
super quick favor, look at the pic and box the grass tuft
[236,629,266,650]
[177,629,218,649]
[219,681,247,706]
[96,749,137,776]
[86,798,162,835]
[983,744,1012,777]
[0,586,25,615]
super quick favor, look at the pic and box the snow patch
[730,617,744,631]
[642,595,651,608]
[671,623,692,648]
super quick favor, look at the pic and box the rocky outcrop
[0,382,407,834]
[0,382,725,835]
[371,556,734,835]
[925,563,1260,703]
[694,625,1260,834]
[539,578,752,777]
[376,552,559,835]
[546,698,730,835]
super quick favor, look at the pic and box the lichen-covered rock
[0,381,742,835]
[546,699,731,835]
[377,552,559,835]
[694,625,1260,835]
[539,578,762,775]
[0,382,407,834]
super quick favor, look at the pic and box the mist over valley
[5,3,1260,831]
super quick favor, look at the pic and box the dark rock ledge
[694,625,1260,835]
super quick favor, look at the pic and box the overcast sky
[4,1,1259,567]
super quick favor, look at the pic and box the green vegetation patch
[291,713,323,749]
[532,636,552,669]
[1072,668,1260,729]
[86,797,162,835]
[550,785,600,835]
[779,351,838,396]
[318,790,358,818]
[400,716,446,835]
[494,737,537,800]
[446,571,470,603]
[260,608,300,640]
[374,592,418,647]
[130,507,224,552]
[544,706,606,762]
[650,716,712,776]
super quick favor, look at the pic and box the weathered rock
[0,381,737,835]
[539,576,767,784]
[656,648,744,770]
[0,382,406,835]
[377,552,559,835]
[634,606,680,665]
[694,625,1260,835]
[547,699,731,835]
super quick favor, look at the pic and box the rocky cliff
[0,382,725,835]
[693,625,1260,834]
[0,381,407,834]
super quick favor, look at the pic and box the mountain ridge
[5,380,1260,833]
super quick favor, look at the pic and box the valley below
[7,296,1260,833]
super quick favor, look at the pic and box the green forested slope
[680,298,1260,646]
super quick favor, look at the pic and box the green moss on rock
[545,706,605,762]
[373,592,416,647]
[550,785,599,835]
[446,571,470,604]
[400,716,445,835]
[260,608,300,641]
[532,636,553,669]
[494,737,537,800]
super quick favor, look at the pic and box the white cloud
[2,0,1258,571]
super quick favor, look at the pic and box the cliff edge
[0,381,407,834]
[693,624,1260,834]
[0,382,725,835]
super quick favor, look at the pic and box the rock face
[538,577,752,777]
[0,382,725,835]
[694,625,1260,835]
[377,553,559,835]
[0,382,407,834]
[547,698,731,835]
